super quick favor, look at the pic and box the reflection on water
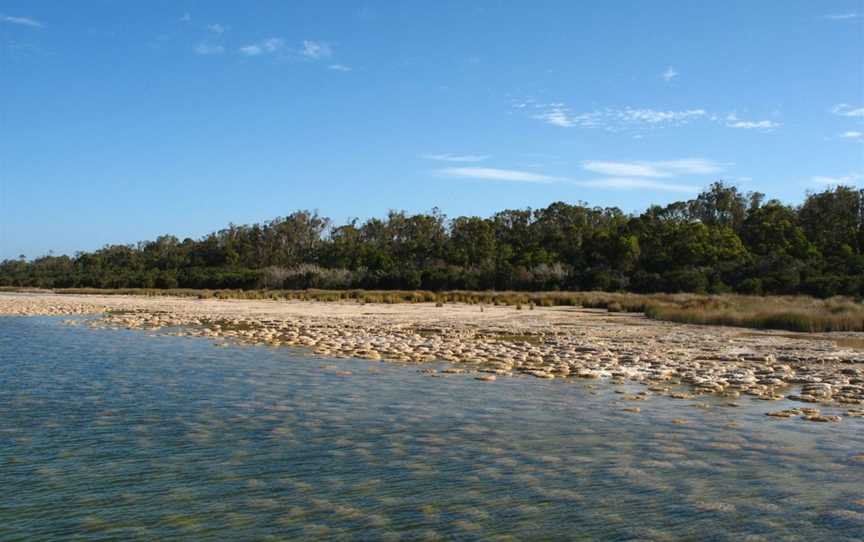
[1,317,862,541]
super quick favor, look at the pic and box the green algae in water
[0,316,863,541]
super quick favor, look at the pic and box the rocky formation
[2,292,863,418]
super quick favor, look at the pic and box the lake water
[1,316,863,541]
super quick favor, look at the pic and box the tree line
[3,183,863,298]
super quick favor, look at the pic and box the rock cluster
[87,309,864,414]
[765,407,843,422]
[3,292,864,417]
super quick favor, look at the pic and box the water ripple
[0,316,862,540]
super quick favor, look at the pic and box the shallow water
[1,317,862,541]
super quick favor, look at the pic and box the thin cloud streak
[832,104,864,118]
[582,161,667,178]
[0,14,43,28]
[824,12,859,20]
[726,120,779,129]
[437,165,701,192]
[581,159,723,177]
[725,114,779,130]
[437,167,562,183]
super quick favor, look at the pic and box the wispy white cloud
[582,159,722,178]
[328,64,351,72]
[577,178,698,193]
[239,37,285,56]
[207,23,225,34]
[831,104,864,118]
[726,120,779,130]
[582,161,667,178]
[841,131,863,139]
[812,174,863,185]
[238,38,333,62]
[824,12,859,20]
[619,108,706,125]
[662,66,678,82]
[195,42,225,55]
[437,167,563,183]
[578,159,711,192]
[437,161,704,193]
[527,101,707,130]
[533,107,580,127]
[725,114,779,130]
[301,40,331,60]
[521,99,781,134]
[0,14,43,28]
[424,153,490,163]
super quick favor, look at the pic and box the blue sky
[1,1,862,259]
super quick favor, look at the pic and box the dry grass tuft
[644,295,864,333]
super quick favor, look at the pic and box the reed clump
[643,294,864,333]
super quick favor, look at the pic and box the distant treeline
[4,183,864,298]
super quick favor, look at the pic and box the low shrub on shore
[4,286,863,333]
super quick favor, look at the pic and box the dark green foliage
[3,183,864,298]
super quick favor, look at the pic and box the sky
[1,1,863,260]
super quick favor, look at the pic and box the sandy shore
[2,292,863,420]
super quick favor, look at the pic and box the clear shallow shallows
[1,317,863,541]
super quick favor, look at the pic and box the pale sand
[0,291,621,326]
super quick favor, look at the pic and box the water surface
[1,317,862,540]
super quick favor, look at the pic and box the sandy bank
[2,292,863,420]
